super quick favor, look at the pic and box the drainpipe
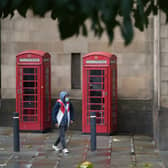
[153,9,160,147]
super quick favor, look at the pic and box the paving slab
[160,151,168,168]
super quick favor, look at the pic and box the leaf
[51,10,57,20]
[82,23,88,36]
[120,0,133,18]
[17,1,30,17]
[32,0,50,16]
[121,17,134,45]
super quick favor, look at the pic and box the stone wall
[0,11,154,135]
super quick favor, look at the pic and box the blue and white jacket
[52,91,74,127]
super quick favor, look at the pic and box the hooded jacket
[52,91,74,127]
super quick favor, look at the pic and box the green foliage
[0,0,167,45]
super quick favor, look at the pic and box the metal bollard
[13,112,20,152]
[90,112,96,151]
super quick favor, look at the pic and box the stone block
[118,76,152,99]
[27,30,59,42]
[1,31,29,42]
[1,88,16,99]
[160,96,168,108]
[1,65,16,89]
[160,38,168,53]
[118,64,151,78]
[1,49,17,65]
[160,52,168,66]
[160,81,168,96]
[63,36,88,53]
[88,42,112,53]
[160,25,168,38]
[161,67,168,81]
[160,12,167,25]
[68,89,82,99]
[8,42,61,54]
[111,41,151,53]
[51,53,70,66]
[1,19,15,31]
[38,42,64,53]
[117,53,148,65]
[51,66,71,93]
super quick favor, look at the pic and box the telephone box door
[84,67,108,133]
[17,66,41,130]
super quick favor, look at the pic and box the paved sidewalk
[0,127,166,168]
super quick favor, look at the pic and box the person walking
[52,91,74,154]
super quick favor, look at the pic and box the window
[71,53,81,89]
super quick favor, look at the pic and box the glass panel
[23,75,34,80]
[24,102,35,108]
[89,84,102,90]
[90,70,102,75]
[90,77,102,83]
[90,105,102,110]
[23,89,35,94]
[23,82,36,87]
[23,96,35,101]
[23,68,34,74]
[90,91,102,97]
[90,98,101,103]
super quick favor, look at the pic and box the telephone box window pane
[90,70,101,75]
[23,68,34,74]
[90,98,101,103]
[24,102,35,108]
[23,75,34,80]
[90,105,102,110]
[89,84,102,90]
[90,77,102,83]
[90,91,102,97]
[24,96,34,101]
[23,82,36,87]
[23,89,34,94]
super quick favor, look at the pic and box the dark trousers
[54,125,67,149]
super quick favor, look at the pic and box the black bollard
[13,112,20,152]
[90,112,96,151]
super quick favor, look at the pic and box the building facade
[0,11,168,149]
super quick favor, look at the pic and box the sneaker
[52,145,60,152]
[62,148,69,154]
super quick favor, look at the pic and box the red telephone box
[82,52,117,135]
[16,50,51,132]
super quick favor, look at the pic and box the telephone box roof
[16,50,48,57]
[83,52,115,58]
